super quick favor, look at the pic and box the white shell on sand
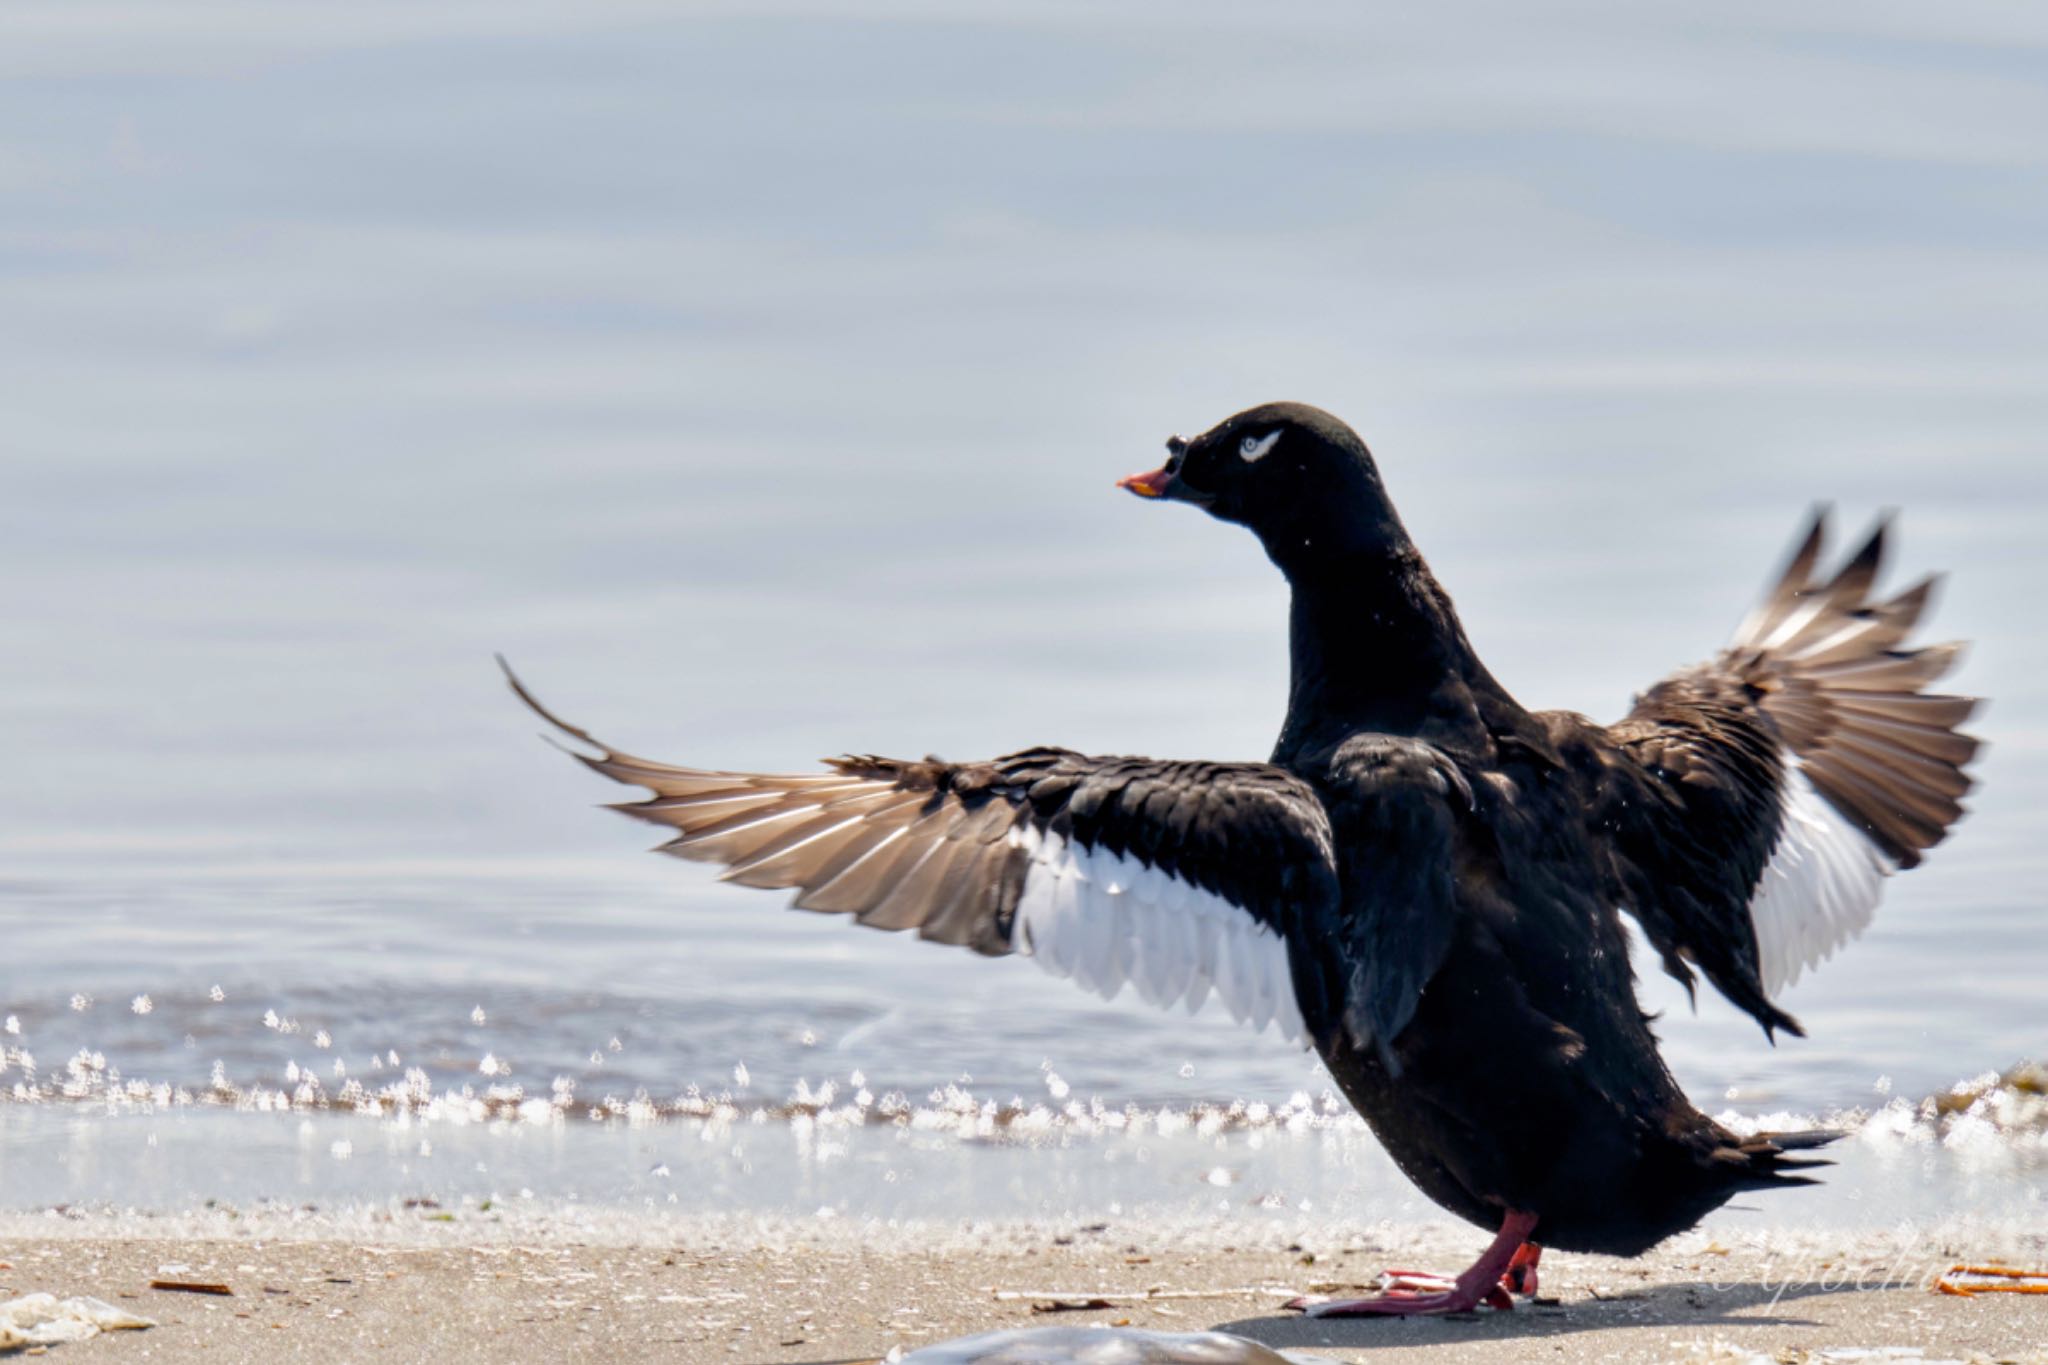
[0,1293,156,1349]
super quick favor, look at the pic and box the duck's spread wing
[1580,512,1980,1037]
[505,666,1339,1046]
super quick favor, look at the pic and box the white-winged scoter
[507,402,1980,1316]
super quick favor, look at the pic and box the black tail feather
[1726,1127,1845,1189]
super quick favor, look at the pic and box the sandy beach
[4,1216,2045,1363]
[9,2,2048,1363]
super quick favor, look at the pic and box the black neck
[1269,542,1510,765]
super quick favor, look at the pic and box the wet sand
[3,1216,2045,1363]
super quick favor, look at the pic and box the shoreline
[4,1215,2044,1362]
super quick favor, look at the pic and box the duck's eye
[1239,429,1281,463]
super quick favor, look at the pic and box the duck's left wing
[1580,513,1980,1038]
[504,665,1339,1045]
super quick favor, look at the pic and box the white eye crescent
[1239,429,1281,462]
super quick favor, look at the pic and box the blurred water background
[1,3,2043,1228]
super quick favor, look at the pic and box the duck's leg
[1287,1211,1540,1317]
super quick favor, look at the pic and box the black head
[1119,402,1408,564]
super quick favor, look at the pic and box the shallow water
[1,867,2042,1227]
[2,1069,2043,1233]
[2,6,2045,1221]
[1,863,2042,1123]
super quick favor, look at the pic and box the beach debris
[992,1287,1297,1305]
[1587,1285,1650,1302]
[897,1326,1338,1363]
[1030,1297,1114,1314]
[1933,1263,2048,1296]
[0,1293,155,1350]
[1675,1343,2019,1364]
[148,1279,233,1296]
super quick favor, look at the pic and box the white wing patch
[1007,823,1309,1046]
[1749,764,1894,997]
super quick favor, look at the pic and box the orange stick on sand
[1935,1265,2048,1296]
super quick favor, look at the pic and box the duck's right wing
[503,664,1340,1046]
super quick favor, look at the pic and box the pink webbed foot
[1376,1269,1458,1294]
[1287,1282,1514,1317]
[1284,1213,1541,1318]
